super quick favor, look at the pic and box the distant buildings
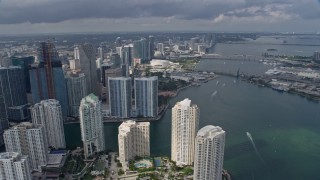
[118,120,150,167]
[29,41,68,116]
[4,122,48,171]
[194,126,225,180]
[108,77,132,118]
[30,99,66,149]
[0,66,28,122]
[134,77,158,117]
[0,152,31,180]
[313,52,320,62]
[75,44,99,95]
[66,71,87,117]
[171,98,199,166]
[133,38,148,63]
[79,94,105,159]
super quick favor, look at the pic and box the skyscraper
[134,76,158,117]
[66,71,87,117]
[29,41,68,116]
[0,85,8,147]
[133,38,148,63]
[148,35,155,60]
[118,120,150,168]
[0,152,31,180]
[11,56,35,93]
[171,98,199,166]
[3,122,48,171]
[157,43,164,55]
[0,66,28,122]
[123,45,133,66]
[98,47,104,61]
[108,77,132,118]
[194,126,225,180]
[75,44,99,95]
[30,99,66,149]
[79,94,105,159]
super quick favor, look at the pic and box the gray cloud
[1,0,319,24]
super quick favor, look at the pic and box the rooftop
[197,125,225,138]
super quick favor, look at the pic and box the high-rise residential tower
[30,99,66,149]
[3,122,48,171]
[79,94,105,159]
[108,77,132,118]
[171,98,199,166]
[0,66,28,122]
[194,126,225,180]
[134,76,158,117]
[157,43,164,55]
[66,71,87,117]
[118,120,150,168]
[0,152,31,180]
[75,44,99,95]
[29,41,68,116]
[133,38,148,63]
[148,35,155,60]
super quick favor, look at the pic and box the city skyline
[0,0,320,35]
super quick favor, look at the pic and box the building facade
[108,77,132,118]
[66,72,87,117]
[194,126,225,180]
[29,41,68,116]
[3,122,48,171]
[0,66,28,122]
[134,77,158,117]
[118,120,150,167]
[171,98,199,166]
[79,94,105,159]
[75,44,99,95]
[30,99,66,149]
[0,152,31,180]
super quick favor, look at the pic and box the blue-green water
[65,36,320,179]
[65,74,320,179]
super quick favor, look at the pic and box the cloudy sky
[0,0,320,34]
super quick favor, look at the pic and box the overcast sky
[0,0,320,34]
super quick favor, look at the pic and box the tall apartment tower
[148,35,155,60]
[0,66,28,122]
[30,99,66,149]
[123,45,133,66]
[75,44,99,95]
[0,152,31,180]
[118,120,150,167]
[0,85,8,147]
[194,126,225,180]
[3,122,48,171]
[108,77,132,118]
[171,98,199,166]
[134,76,158,117]
[29,41,68,116]
[157,43,164,55]
[98,47,104,61]
[66,71,87,117]
[79,94,105,159]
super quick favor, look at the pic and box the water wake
[211,90,218,98]
[246,132,266,165]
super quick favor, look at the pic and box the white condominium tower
[108,77,132,118]
[134,76,158,117]
[0,152,31,180]
[79,94,105,159]
[3,122,48,171]
[118,120,150,167]
[171,98,199,166]
[30,99,66,149]
[194,126,225,180]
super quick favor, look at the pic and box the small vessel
[246,132,253,141]
[216,81,219,85]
